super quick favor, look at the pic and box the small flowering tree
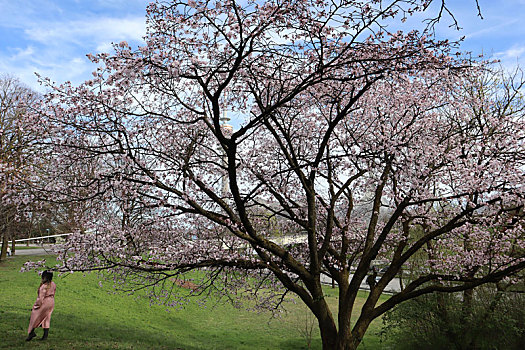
[33,1,524,349]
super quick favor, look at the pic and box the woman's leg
[26,328,36,341]
[40,328,49,340]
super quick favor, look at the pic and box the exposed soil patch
[171,278,200,292]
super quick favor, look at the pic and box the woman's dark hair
[41,270,53,284]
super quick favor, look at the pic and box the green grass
[0,255,388,349]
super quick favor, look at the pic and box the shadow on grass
[2,307,188,350]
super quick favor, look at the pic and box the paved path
[321,273,402,293]
[11,245,55,256]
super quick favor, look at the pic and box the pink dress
[27,281,56,333]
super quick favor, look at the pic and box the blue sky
[1,0,524,92]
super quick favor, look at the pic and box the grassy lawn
[0,255,389,349]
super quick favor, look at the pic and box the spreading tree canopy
[30,1,524,349]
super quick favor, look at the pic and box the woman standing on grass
[26,270,56,341]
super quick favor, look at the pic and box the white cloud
[464,19,520,39]
[497,46,525,59]
[0,50,92,92]
[12,46,36,59]
[24,16,146,47]
[95,42,115,53]
[493,45,525,72]
[0,13,147,91]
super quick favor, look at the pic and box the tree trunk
[322,311,369,350]
[319,318,338,349]
[320,331,364,350]
[462,288,475,349]
[10,226,16,255]
[344,320,369,350]
[0,231,8,260]
[314,296,339,350]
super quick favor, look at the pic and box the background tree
[32,1,524,349]
[0,75,40,260]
